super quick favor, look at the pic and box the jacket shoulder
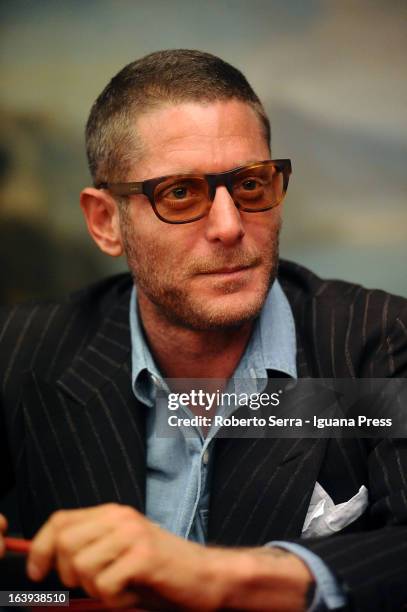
[278,259,407,376]
[279,259,406,308]
[0,273,133,387]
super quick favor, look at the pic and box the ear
[80,187,124,257]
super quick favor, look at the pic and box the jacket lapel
[18,289,146,536]
[56,290,134,407]
[208,301,328,546]
[207,435,326,546]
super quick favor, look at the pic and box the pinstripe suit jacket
[1,259,407,611]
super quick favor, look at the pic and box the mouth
[201,265,254,276]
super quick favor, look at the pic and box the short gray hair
[85,49,271,185]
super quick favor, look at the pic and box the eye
[242,179,260,191]
[154,177,207,212]
[236,176,265,193]
[171,186,189,199]
[159,182,195,201]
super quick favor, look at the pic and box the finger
[55,518,122,588]
[0,514,8,533]
[0,515,7,557]
[64,517,146,597]
[80,555,140,605]
[27,505,119,581]
[73,525,133,581]
[94,549,144,603]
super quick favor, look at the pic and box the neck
[137,292,254,380]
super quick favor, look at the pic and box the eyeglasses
[96,159,292,224]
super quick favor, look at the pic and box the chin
[139,265,277,332]
[171,291,268,332]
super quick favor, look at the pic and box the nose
[205,186,245,246]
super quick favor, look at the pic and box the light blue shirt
[129,280,346,610]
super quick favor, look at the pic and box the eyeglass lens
[153,163,285,223]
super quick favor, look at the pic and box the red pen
[4,537,31,554]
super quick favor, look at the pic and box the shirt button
[150,373,161,388]
[202,450,210,465]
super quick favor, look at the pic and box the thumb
[0,514,8,557]
[0,514,8,533]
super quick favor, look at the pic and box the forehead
[133,100,269,177]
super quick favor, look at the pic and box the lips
[192,254,261,276]
[211,266,249,274]
[206,265,250,274]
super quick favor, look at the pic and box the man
[0,49,406,611]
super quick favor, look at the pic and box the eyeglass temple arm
[96,182,143,196]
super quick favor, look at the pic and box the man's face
[120,100,282,331]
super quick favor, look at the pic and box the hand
[0,514,7,558]
[27,504,312,610]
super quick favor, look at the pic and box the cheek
[125,218,197,272]
[243,210,281,242]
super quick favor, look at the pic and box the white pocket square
[301,482,369,539]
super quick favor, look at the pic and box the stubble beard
[121,213,281,332]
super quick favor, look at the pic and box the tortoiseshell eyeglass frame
[96,159,292,224]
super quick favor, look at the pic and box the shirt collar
[129,287,162,406]
[234,278,297,380]
[129,278,297,404]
